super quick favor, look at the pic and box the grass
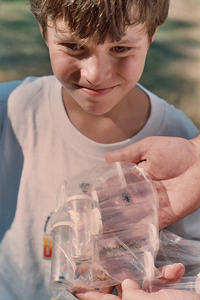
[1,0,200,127]
[0,0,52,80]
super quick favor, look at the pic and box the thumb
[122,279,145,300]
[122,279,141,291]
[105,145,144,164]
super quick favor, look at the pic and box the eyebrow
[117,36,142,44]
[54,28,143,46]
[54,33,79,41]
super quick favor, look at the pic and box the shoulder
[0,76,57,132]
[160,100,199,138]
[8,75,56,100]
[7,75,57,116]
[0,76,52,112]
[138,84,199,139]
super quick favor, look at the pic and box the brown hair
[30,0,169,43]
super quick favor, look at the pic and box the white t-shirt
[0,76,199,300]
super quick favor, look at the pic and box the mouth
[75,84,116,96]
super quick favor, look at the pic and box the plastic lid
[66,195,93,203]
[51,221,72,230]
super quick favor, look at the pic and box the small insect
[79,182,91,193]
[97,270,107,281]
[121,192,132,203]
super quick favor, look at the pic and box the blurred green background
[0,0,200,127]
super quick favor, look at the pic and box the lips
[79,85,116,96]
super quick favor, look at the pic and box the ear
[148,27,158,48]
[38,22,49,47]
[151,27,158,43]
[38,21,43,36]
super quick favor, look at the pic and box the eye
[61,43,84,51]
[111,46,131,53]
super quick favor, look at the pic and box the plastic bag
[157,229,200,276]
[50,162,159,294]
[144,229,200,293]
[144,275,200,293]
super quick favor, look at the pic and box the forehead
[48,18,148,44]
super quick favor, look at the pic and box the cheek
[49,51,78,79]
[118,53,148,81]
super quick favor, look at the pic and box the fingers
[121,280,200,300]
[160,263,185,281]
[99,286,115,294]
[122,279,141,291]
[75,290,119,300]
[105,144,145,164]
[121,264,185,300]
[75,281,142,300]
[75,285,117,300]
[75,290,100,300]
[116,284,122,298]
[122,279,149,300]
[145,264,185,292]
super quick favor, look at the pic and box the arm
[105,135,200,229]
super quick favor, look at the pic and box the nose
[80,54,113,85]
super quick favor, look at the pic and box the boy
[0,0,199,299]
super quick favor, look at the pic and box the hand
[105,135,200,229]
[76,282,200,300]
[75,263,187,300]
[119,278,200,300]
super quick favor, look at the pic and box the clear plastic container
[50,162,159,293]
[51,194,102,291]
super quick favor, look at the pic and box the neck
[62,86,150,144]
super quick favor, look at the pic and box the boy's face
[45,20,151,116]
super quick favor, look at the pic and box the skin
[75,263,200,300]
[105,135,200,229]
[41,20,156,143]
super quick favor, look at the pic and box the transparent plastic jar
[51,194,102,290]
[50,162,159,292]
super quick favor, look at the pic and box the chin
[86,109,107,116]
[80,102,109,115]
